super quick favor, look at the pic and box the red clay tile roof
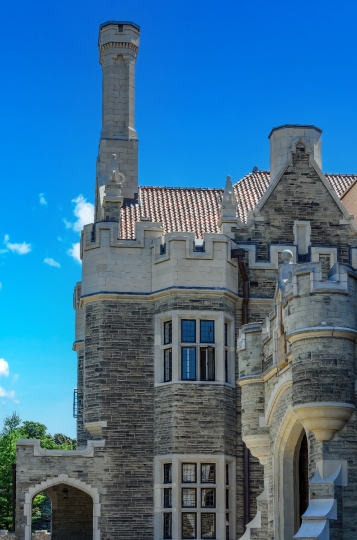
[119,171,357,239]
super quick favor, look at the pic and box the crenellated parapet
[79,220,238,300]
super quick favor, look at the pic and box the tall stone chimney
[268,125,322,183]
[96,21,140,216]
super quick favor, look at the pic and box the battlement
[80,221,238,299]
[281,261,357,336]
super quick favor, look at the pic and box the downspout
[231,247,250,528]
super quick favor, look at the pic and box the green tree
[0,412,21,530]
[0,413,76,531]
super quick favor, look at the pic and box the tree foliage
[0,412,76,530]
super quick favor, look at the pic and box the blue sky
[1,0,357,438]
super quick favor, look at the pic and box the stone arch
[24,474,100,540]
[273,406,306,540]
[265,370,292,426]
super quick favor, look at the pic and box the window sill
[155,380,235,388]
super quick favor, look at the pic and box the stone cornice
[79,286,240,308]
[16,438,105,457]
[287,326,357,343]
[100,41,138,64]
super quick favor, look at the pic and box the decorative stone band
[242,434,270,465]
[16,438,105,457]
[286,326,357,344]
[99,41,139,63]
[293,402,355,442]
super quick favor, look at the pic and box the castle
[15,21,357,540]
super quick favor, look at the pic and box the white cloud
[0,387,15,399]
[66,195,94,233]
[0,359,9,377]
[4,234,32,255]
[64,195,94,264]
[63,218,73,229]
[39,193,47,205]
[72,195,94,232]
[12,374,19,383]
[68,242,81,264]
[44,257,61,268]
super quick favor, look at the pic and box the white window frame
[155,311,235,387]
[154,454,236,540]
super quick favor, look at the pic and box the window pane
[201,513,216,539]
[200,320,214,343]
[201,488,215,508]
[225,350,228,383]
[182,513,196,539]
[164,349,172,382]
[200,348,215,381]
[182,463,196,483]
[201,464,215,483]
[182,488,196,507]
[164,488,172,508]
[224,323,228,347]
[164,321,172,345]
[164,463,172,484]
[182,348,196,380]
[226,464,229,486]
[226,489,229,510]
[182,320,196,342]
[163,513,172,539]
[226,513,229,540]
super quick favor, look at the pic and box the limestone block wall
[80,222,238,297]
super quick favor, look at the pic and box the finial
[220,175,238,223]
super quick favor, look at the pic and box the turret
[269,124,322,183]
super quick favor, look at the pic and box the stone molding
[265,370,292,426]
[99,41,139,65]
[79,287,240,308]
[287,326,357,344]
[16,439,105,457]
[293,402,355,441]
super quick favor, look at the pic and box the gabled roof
[119,171,357,239]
